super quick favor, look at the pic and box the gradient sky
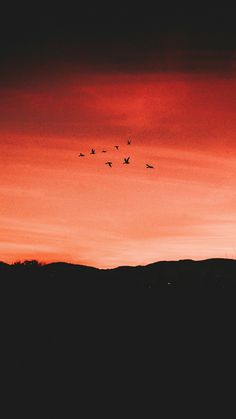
[1,6,236,267]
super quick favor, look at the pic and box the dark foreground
[2,258,236,418]
[1,258,236,289]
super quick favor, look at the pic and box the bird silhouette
[146,164,154,169]
[102,150,107,153]
[78,153,85,157]
[114,145,119,150]
[127,139,131,145]
[123,157,130,164]
[105,161,112,168]
[90,149,96,154]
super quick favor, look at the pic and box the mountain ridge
[0,258,235,289]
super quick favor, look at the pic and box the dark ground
[2,258,236,417]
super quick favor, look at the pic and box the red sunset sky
[1,71,236,267]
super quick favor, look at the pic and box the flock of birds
[78,138,155,169]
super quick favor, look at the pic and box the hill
[0,258,236,289]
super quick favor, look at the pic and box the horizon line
[1,257,235,271]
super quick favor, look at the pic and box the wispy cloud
[1,72,236,266]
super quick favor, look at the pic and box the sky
[1,5,236,267]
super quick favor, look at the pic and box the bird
[90,149,96,154]
[114,145,119,150]
[123,157,130,164]
[105,161,112,168]
[102,150,107,153]
[78,153,85,157]
[127,139,131,145]
[146,164,154,169]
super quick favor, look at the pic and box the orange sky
[1,71,236,267]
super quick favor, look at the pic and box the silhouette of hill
[2,256,235,412]
[1,258,236,289]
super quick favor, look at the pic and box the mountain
[0,258,236,289]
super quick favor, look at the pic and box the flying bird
[127,139,131,145]
[78,153,85,157]
[90,149,96,154]
[102,150,107,153]
[114,145,119,150]
[146,164,154,169]
[105,161,112,167]
[123,157,130,164]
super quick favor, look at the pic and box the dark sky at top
[1,4,236,76]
